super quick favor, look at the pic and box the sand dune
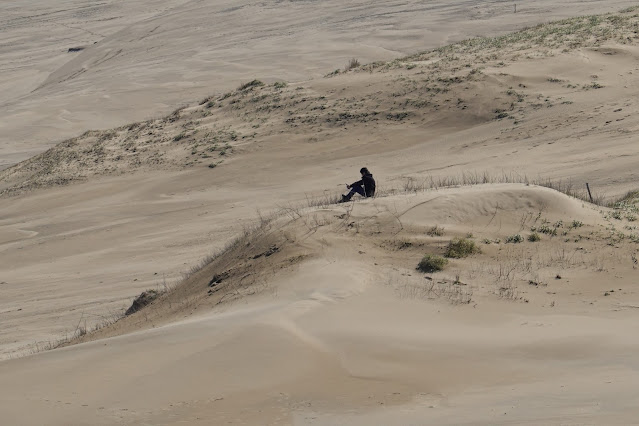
[3,3,639,360]
[2,185,639,424]
[3,4,639,425]
[1,0,637,169]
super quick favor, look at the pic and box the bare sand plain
[2,2,639,425]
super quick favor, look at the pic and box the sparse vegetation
[528,232,541,242]
[125,290,161,316]
[345,58,360,71]
[506,234,524,244]
[426,225,445,236]
[238,80,264,91]
[445,238,481,258]
[417,254,449,272]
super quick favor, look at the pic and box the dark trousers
[344,183,366,200]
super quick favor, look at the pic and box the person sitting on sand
[340,167,376,202]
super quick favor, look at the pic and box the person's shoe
[339,194,349,203]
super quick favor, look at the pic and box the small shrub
[208,163,218,169]
[569,220,583,229]
[173,133,186,142]
[273,81,288,89]
[417,254,448,273]
[506,234,524,243]
[426,225,445,236]
[528,233,541,242]
[445,238,481,258]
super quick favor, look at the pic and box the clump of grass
[583,82,604,90]
[426,225,445,236]
[495,109,509,119]
[345,58,360,71]
[238,80,264,91]
[528,232,541,242]
[445,238,481,258]
[417,254,449,272]
[506,234,524,243]
[535,224,558,236]
[273,81,287,89]
[569,220,584,229]
[173,132,186,142]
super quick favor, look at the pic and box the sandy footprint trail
[3,185,639,424]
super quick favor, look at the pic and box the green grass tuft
[528,233,541,242]
[417,254,449,272]
[445,238,481,258]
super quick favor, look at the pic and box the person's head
[360,167,369,176]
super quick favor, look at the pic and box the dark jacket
[351,173,376,197]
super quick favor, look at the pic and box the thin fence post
[586,183,593,203]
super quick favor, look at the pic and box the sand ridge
[2,184,639,424]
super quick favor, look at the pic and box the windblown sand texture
[1,0,636,169]
[2,2,639,425]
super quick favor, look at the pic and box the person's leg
[351,183,366,197]
[343,183,365,201]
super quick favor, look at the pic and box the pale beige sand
[2,3,639,425]
[2,185,639,425]
[4,13,639,357]
[1,0,637,169]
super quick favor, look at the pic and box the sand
[2,185,639,424]
[1,0,637,169]
[2,2,639,425]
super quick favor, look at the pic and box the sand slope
[2,185,639,424]
[3,8,639,359]
[2,5,639,425]
[2,0,638,169]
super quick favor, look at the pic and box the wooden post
[586,183,593,203]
